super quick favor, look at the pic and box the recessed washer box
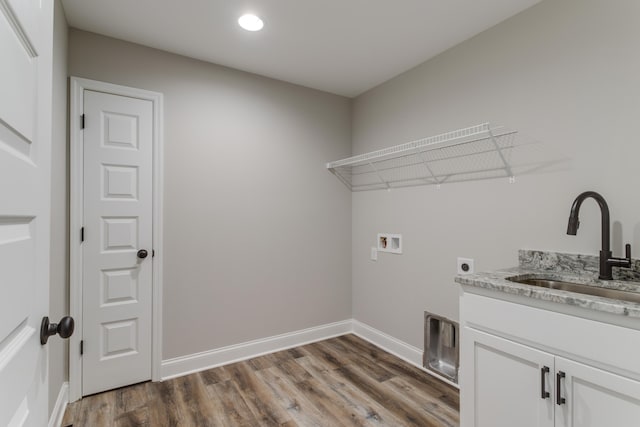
[377,233,402,254]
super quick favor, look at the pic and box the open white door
[0,0,54,426]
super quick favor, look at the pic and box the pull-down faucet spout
[566,191,631,280]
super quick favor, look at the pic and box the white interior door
[0,0,53,425]
[82,90,153,396]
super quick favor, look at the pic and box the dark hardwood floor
[63,334,459,427]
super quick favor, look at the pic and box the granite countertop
[455,250,640,318]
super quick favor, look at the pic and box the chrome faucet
[566,191,632,280]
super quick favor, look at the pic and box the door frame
[69,77,164,402]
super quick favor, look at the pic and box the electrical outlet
[457,257,474,275]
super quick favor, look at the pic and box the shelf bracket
[329,167,353,190]
[488,128,514,179]
[417,150,440,184]
[368,161,390,190]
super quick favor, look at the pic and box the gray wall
[49,0,68,415]
[351,0,640,348]
[69,30,352,359]
[61,0,639,381]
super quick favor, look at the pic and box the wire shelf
[326,123,519,191]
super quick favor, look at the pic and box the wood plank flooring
[62,334,459,427]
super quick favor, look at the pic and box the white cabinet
[460,290,640,427]
[556,357,640,427]
[462,327,640,427]
[461,328,554,427]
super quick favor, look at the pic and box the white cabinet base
[460,287,640,427]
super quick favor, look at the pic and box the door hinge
[152,249,155,258]
[81,114,85,129]
[80,340,84,355]
[81,227,85,242]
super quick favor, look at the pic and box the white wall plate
[377,233,402,254]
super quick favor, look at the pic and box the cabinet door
[555,357,640,427]
[461,327,555,427]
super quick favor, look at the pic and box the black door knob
[40,316,75,345]
[137,249,148,259]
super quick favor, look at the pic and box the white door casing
[0,0,53,426]
[81,91,153,395]
[69,78,164,402]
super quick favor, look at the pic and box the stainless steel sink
[507,277,640,304]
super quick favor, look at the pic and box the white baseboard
[48,382,69,427]
[161,319,352,380]
[352,319,459,389]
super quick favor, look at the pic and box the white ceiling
[61,0,542,97]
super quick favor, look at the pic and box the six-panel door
[0,0,53,425]
[82,90,153,396]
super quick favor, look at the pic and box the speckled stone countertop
[455,250,640,318]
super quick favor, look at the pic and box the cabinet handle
[556,371,566,405]
[540,366,550,399]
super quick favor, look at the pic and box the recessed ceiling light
[238,14,264,32]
